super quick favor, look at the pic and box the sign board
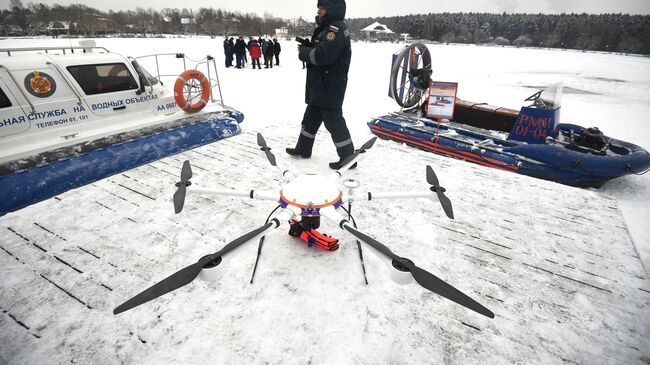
[507,106,560,144]
[426,81,458,120]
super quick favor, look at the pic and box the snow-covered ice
[1,37,649,364]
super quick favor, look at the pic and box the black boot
[330,140,355,170]
[286,148,311,158]
[329,159,357,170]
[286,133,315,158]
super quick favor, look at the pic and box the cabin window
[66,63,139,95]
[131,62,159,86]
[0,87,12,108]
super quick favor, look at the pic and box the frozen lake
[9,36,641,267]
[0,36,649,364]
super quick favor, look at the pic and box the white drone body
[113,134,494,319]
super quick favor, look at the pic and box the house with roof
[47,21,71,36]
[360,21,398,41]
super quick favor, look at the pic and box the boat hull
[0,111,242,216]
[368,114,650,188]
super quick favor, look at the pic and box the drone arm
[320,206,398,259]
[363,191,435,201]
[217,207,296,257]
[320,206,494,319]
[188,186,279,202]
[113,207,296,315]
[357,188,452,219]
[271,161,296,182]
[217,207,295,257]
[346,190,440,204]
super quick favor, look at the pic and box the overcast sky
[1,0,649,18]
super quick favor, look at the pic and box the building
[360,22,398,41]
[47,21,71,36]
[289,17,310,28]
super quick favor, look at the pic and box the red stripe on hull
[371,125,519,173]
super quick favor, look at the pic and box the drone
[113,134,494,319]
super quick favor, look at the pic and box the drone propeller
[339,137,378,170]
[113,221,277,315]
[426,165,454,219]
[256,133,277,167]
[342,224,494,318]
[173,160,193,214]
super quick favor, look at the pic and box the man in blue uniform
[286,0,355,170]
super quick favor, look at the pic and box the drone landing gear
[289,219,339,251]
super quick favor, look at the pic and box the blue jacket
[223,40,233,55]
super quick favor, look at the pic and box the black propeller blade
[256,133,277,167]
[113,221,276,315]
[339,137,378,169]
[113,256,210,315]
[360,136,378,151]
[181,159,192,181]
[173,160,193,214]
[426,165,454,219]
[342,224,494,319]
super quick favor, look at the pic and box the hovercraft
[0,41,244,215]
[368,43,650,187]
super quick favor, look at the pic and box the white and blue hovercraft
[0,41,244,215]
[369,43,650,188]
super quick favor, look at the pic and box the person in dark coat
[234,37,246,68]
[242,41,248,66]
[263,38,274,68]
[286,0,354,169]
[249,40,262,69]
[260,39,268,67]
[228,37,235,67]
[272,38,281,65]
[223,38,233,67]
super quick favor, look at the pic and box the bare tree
[196,8,221,37]
[9,0,23,9]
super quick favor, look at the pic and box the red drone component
[289,219,339,251]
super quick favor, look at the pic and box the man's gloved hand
[295,37,312,48]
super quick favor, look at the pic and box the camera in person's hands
[295,37,311,47]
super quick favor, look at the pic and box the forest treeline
[1,0,649,55]
[347,13,650,54]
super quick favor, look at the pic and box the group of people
[223,37,281,69]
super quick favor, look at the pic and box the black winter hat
[316,0,346,21]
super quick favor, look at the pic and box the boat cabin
[0,46,187,164]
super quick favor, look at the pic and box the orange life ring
[174,69,211,113]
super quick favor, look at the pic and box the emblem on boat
[24,71,56,98]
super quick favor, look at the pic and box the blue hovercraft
[369,43,650,188]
